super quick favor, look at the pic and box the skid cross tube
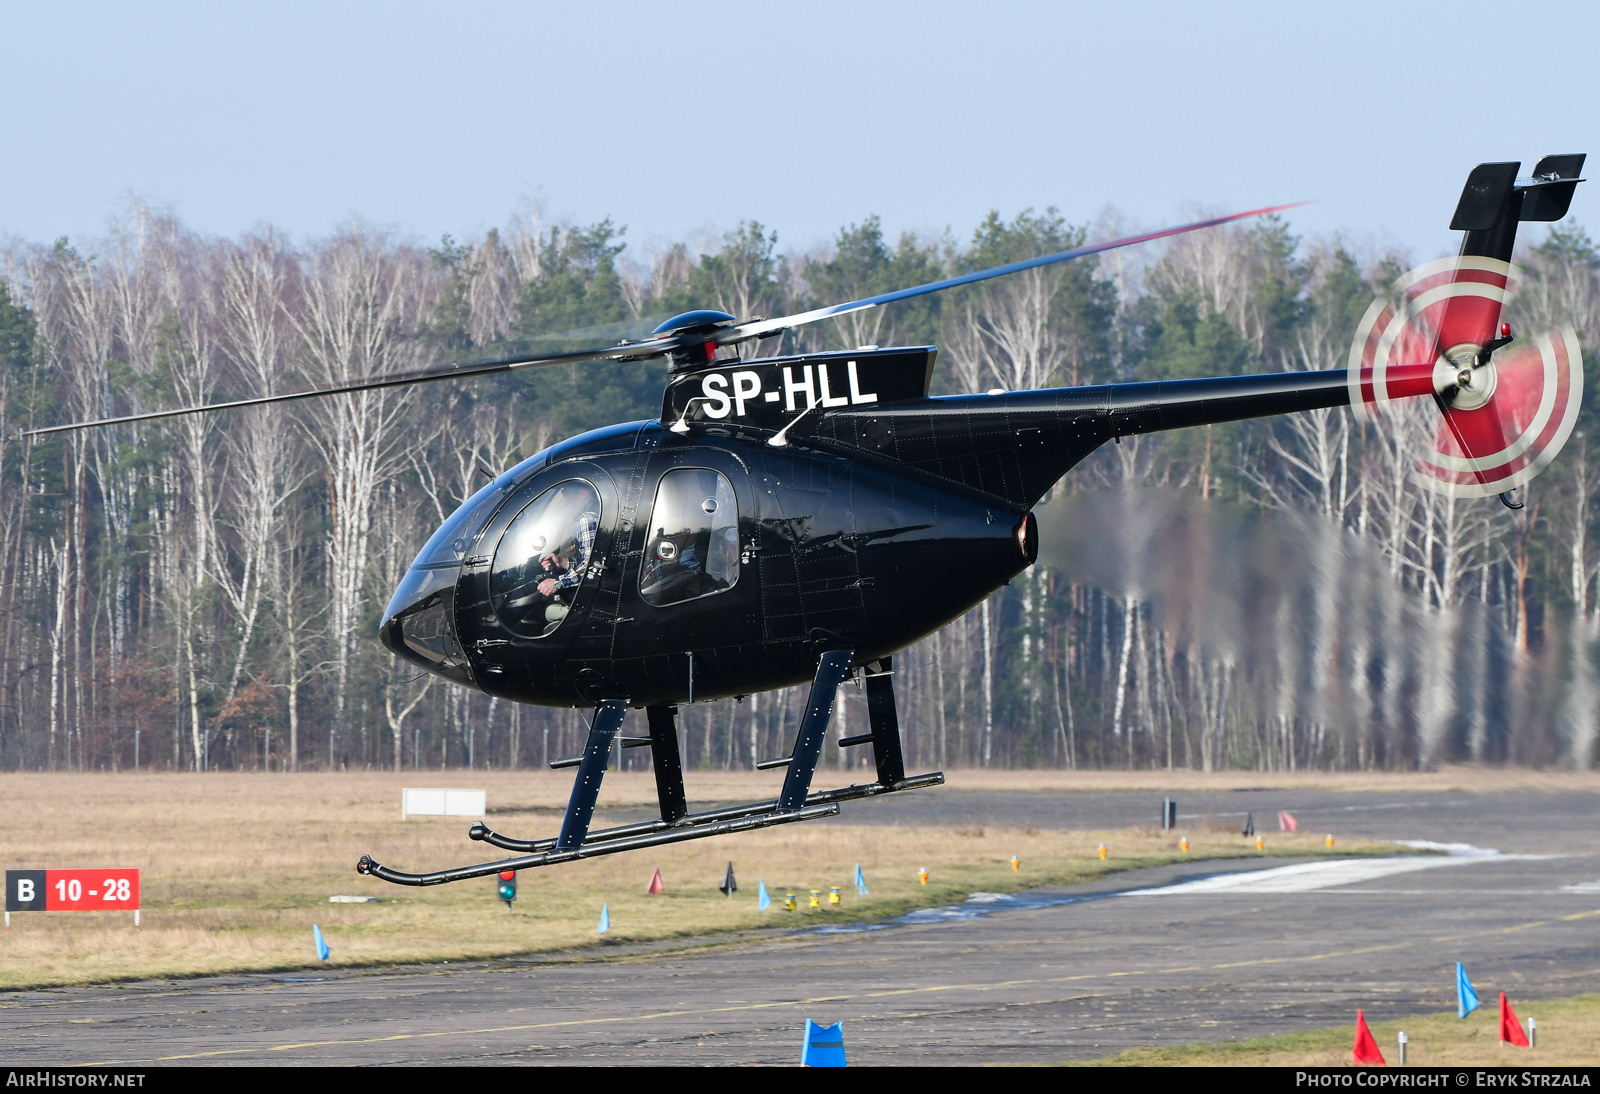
[359,804,840,885]
[864,656,906,786]
[467,771,946,853]
[646,703,688,823]
[558,699,627,848]
[779,649,853,811]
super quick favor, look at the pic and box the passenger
[708,523,739,588]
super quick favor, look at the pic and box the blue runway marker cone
[312,924,330,962]
[758,879,771,910]
[854,863,869,897]
[597,902,610,935]
[1457,961,1481,1018]
[801,1019,846,1067]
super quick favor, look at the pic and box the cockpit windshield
[411,481,511,569]
[490,480,601,638]
[408,422,643,570]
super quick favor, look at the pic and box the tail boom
[815,368,1361,510]
[814,342,1574,509]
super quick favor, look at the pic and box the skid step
[549,735,651,770]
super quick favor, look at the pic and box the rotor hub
[654,310,740,372]
[1434,344,1497,411]
[652,309,737,337]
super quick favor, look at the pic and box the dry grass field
[0,769,1407,990]
[1083,992,1600,1066]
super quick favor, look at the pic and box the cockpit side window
[489,479,601,637]
[640,468,739,607]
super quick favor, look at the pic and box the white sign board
[402,788,486,820]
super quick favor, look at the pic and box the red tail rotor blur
[1347,257,1584,498]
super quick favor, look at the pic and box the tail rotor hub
[1435,344,1498,411]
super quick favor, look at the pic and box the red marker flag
[1278,811,1298,832]
[647,867,664,895]
[1353,1009,1386,1065]
[1499,993,1530,1046]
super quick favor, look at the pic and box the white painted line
[1393,840,1500,856]
[1124,847,1544,896]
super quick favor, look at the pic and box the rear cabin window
[639,468,739,606]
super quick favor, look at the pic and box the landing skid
[468,772,945,855]
[356,651,943,887]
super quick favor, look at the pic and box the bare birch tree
[292,226,427,767]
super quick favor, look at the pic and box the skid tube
[358,803,841,886]
[468,771,946,854]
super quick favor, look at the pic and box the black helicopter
[36,158,1585,886]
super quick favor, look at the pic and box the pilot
[535,508,599,625]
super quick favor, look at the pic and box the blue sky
[2,1,1595,263]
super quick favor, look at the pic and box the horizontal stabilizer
[1520,153,1586,222]
[1449,157,1587,233]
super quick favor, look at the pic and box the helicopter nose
[379,565,475,686]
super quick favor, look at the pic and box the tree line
[0,199,1596,773]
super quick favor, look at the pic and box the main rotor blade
[522,313,679,351]
[23,338,678,437]
[724,202,1309,344]
[27,203,1306,437]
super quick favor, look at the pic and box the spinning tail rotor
[1346,155,1587,500]
[1346,256,1585,498]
